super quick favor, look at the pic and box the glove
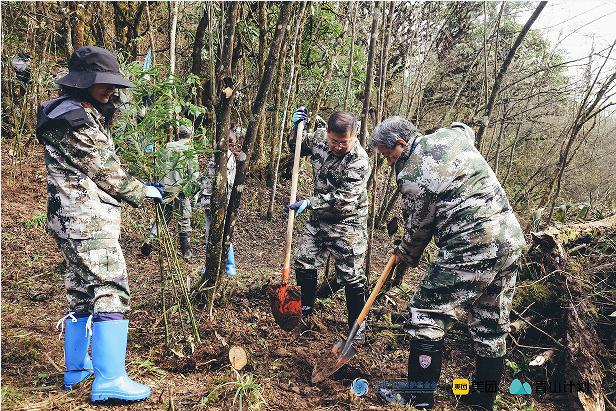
[390,239,403,264]
[284,199,310,216]
[292,107,308,126]
[144,142,153,153]
[144,182,164,203]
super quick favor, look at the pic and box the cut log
[228,345,248,371]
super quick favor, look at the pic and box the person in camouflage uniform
[36,46,159,402]
[371,117,526,410]
[140,125,200,259]
[194,127,240,275]
[286,108,371,339]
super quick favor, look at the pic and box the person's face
[377,139,408,166]
[327,130,355,157]
[88,83,116,104]
[228,135,237,152]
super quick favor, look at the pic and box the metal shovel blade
[311,338,357,383]
[267,280,302,332]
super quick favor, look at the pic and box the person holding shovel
[370,117,526,410]
[285,108,371,342]
[36,46,161,402]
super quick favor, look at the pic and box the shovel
[267,119,305,331]
[311,254,397,383]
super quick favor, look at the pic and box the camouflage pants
[148,193,192,239]
[294,219,367,287]
[54,236,130,313]
[405,250,521,358]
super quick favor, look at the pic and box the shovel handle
[357,254,397,325]
[282,120,305,281]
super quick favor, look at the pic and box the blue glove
[144,143,153,153]
[292,107,308,126]
[284,199,310,216]
[144,182,164,203]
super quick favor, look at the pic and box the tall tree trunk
[267,3,308,220]
[200,2,240,313]
[252,2,269,168]
[145,2,156,65]
[358,1,381,147]
[343,3,357,111]
[169,1,179,76]
[475,1,547,148]
[191,4,209,76]
[223,2,293,280]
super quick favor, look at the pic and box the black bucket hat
[55,46,134,89]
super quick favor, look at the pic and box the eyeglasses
[328,139,353,148]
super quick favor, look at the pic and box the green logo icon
[509,379,532,395]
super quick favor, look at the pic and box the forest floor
[1,144,560,410]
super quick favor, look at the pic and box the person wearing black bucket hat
[36,46,160,403]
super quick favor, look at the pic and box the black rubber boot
[345,283,366,343]
[295,268,317,317]
[179,233,194,259]
[461,356,505,411]
[140,242,152,256]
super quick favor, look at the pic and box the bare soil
[1,145,559,410]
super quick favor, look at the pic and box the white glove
[145,185,163,203]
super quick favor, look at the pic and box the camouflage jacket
[288,127,370,224]
[194,150,236,209]
[394,123,526,267]
[160,138,200,195]
[37,96,147,239]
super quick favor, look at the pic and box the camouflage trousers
[294,218,367,287]
[54,236,130,313]
[405,250,521,358]
[148,193,192,240]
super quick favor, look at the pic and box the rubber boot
[378,339,443,409]
[63,316,94,390]
[179,233,194,259]
[345,283,366,344]
[91,320,151,402]
[461,356,505,411]
[296,268,317,317]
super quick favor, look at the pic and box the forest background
[1,1,615,410]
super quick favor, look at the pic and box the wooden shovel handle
[282,120,305,282]
[356,254,397,325]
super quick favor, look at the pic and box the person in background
[140,125,199,259]
[36,46,162,403]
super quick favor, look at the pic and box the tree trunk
[475,1,547,148]
[223,2,293,277]
[358,1,381,147]
[169,1,179,76]
[267,3,308,220]
[343,3,357,111]
[145,2,156,65]
[191,4,209,77]
[200,2,240,313]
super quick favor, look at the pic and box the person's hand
[284,199,310,216]
[389,239,402,265]
[292,107,308,126]
[144,182,164,203]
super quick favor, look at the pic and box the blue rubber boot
[63,317,94,390]
[91,320,151,402]
[226,243,236,277]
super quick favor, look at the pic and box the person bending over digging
[36,46,163,403]
[285,108,371,342]
[370,117,526,410]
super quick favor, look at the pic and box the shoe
[460,356,505,411]
[140,242,152,256]
[179,233,194,259]
[91,319,151,402]
[62,315,93,390]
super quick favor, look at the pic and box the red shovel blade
[268,280,302,331]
